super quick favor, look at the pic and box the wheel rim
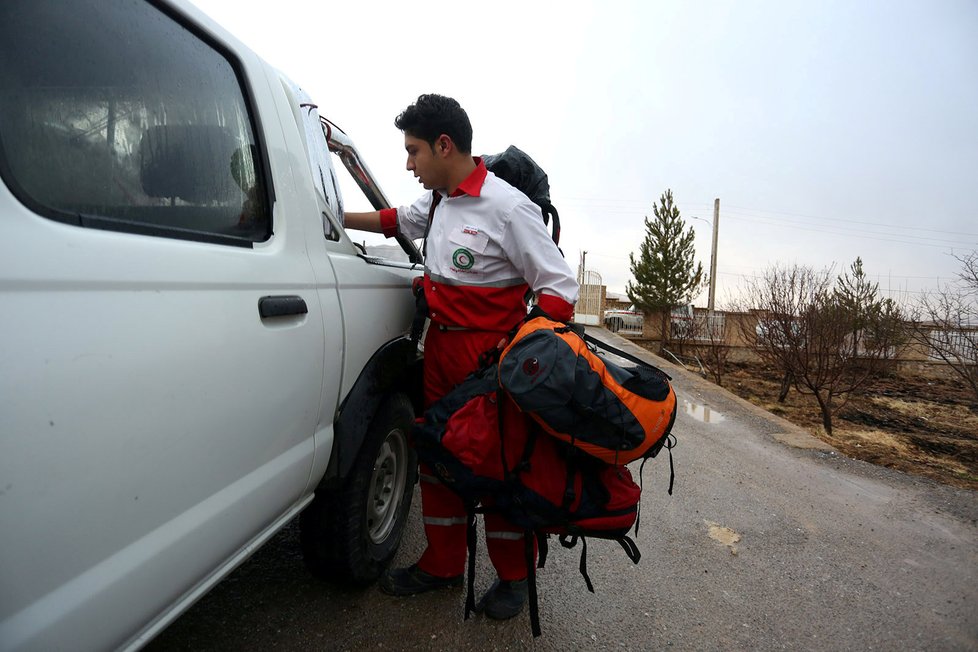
[367,426,408,544]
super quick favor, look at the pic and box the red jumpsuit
[380,159,578,580]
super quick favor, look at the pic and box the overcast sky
[189,0,977,306]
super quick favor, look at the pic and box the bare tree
[690,310,731,386]
[911,251,978,402]
[668,305,696,357]
[738,262,908,435]
[736,265,825,403]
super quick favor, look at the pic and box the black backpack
[483,146,561,248]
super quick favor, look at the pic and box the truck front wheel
[300,393,417,584]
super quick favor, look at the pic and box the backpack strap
[420,190,442,260]
[409,280,428,345]
[495,386,545,638]
[495,392,509,480]
[522,308,670,380]
[558,534,595,593]
[463,506,478,620]
[578,537,594,593]
[635,432,676,536]
[665,434,676,495]
[537,531,549,568]
[410,192,443,344]
[525,530,542,638]
[541,202,561,247]
[561,453,579,511]
[616,534,642,563]
[557,532,641,597]
[649,433,677,496]
[581,331,672,377]
[498,393,539,483]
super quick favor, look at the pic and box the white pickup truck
[0,1,425,650]
[604,304,644,333]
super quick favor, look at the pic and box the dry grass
[873,395,978,433]
[719,361,978,491]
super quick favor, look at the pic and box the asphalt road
[147,328,978,651]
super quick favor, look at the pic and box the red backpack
[414,314,677,637]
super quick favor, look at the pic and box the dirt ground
[714,359,978,491]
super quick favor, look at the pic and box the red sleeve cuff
[537,294,575,322]
[379,208,398,238]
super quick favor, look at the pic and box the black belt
[436,324,471,332]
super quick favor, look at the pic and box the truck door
[0,2,325,649]
[278,81,416,442]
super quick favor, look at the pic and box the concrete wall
[617,306,973,377]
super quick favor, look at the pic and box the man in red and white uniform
[345,94,578,620]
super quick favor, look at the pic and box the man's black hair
[395,94,473,154]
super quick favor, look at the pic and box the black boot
[475,578,528,620]
[379,564,463,596]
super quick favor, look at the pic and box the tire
[300,393,417,584]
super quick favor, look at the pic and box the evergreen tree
[626,189,704,350]
[834,257,906,353]
[835,257,883,328]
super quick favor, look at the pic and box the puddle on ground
[683,400,726,423]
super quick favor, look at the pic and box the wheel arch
[321,336,423,488]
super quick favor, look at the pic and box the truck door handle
[258,295,308,318]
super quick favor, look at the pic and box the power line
[719,203,978,239]
[565,203,973,249]
[561,196,978,239]
[683,201,978,239]
[586,255,957,284]
[721,214,968,248]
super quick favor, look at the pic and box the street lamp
[690,204,719,314]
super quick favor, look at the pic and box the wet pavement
[682,399,727,424]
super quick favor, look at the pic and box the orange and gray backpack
[499,314,677,465]
[413,309,678,636]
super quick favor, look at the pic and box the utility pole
[708,198,719,314]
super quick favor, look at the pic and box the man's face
[404,134,446,190]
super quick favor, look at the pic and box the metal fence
[577,270,603,326]
[671,310,726,342]
[926,328,978,361]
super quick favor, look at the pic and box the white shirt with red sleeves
[383,159,579,331]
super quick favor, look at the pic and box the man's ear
[437,135,452,156]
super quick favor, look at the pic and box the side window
[287,85,344,242]
[0,0,270,245]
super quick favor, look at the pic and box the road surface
[148,328,978,651]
